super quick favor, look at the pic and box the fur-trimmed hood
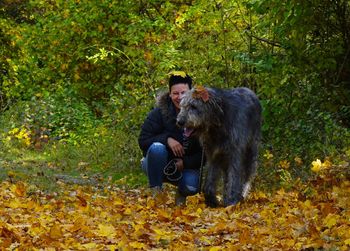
[155,90,176,120]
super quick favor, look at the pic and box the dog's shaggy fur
[177,86,262,207]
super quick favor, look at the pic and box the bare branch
[246,31,283,48]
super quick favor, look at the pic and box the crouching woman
[138,72,204,206]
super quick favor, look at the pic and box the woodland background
[1,0,349,186]
[0,0,350,249]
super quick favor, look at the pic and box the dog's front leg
[203,164,220,207]
[223,158,244,206]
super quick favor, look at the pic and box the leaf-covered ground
[0,168,349,251]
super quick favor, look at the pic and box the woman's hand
[167,137,185,157]
[174,158,184,171]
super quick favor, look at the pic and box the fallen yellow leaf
[11,182,26,197]
[97,224,115,237]
[130,241,147,249]
[82,243,97,249]
[311,159,322,172]
[49,223,63,239]
[209,247,222,251]
[323,214,339,229]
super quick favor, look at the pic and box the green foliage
[245,0,350,167]
[1,89,96,146]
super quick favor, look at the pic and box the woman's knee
[147,142,167,156]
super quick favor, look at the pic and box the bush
[48,126,143,179]
[1,88,98,147]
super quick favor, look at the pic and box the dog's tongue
[183,128,194,137]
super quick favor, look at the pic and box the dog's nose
[176,119,185,127]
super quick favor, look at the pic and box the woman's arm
[138,108,169,155]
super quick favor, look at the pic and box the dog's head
[176,86,224,137]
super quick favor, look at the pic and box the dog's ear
[192,86,210,102]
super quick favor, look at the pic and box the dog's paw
[205,200,219,208]
[204,196,219,208]
[224,196,242,207]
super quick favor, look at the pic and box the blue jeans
[141,142,200,196]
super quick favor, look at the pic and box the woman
[138,72,204,206]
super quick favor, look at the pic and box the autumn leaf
[279,160,290,169]
[311,159,322,172]
[169,70,187,78]
[311,158,333,173]
[129,241,147,249]
[69,217,86,232]
[76,194,88,207]
[263,150,273,160]
[0,223,20,242]
[157,208,171,221]
[294,156,303,166]
[81,243,97,249]
[322,159,332,169]
[11,182,26,197]
[323,214,339,229]
[97,224,115,237]
[49,223,63,239]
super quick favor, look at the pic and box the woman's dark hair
[169,73,192,90]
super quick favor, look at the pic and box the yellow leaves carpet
[0,179,349,250]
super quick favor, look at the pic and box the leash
[198,147,205,193]
[164,159,183,182]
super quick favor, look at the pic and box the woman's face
[169,83,190,111]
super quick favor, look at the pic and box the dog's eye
[190,104,197,110]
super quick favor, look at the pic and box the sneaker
[175,191,186,206]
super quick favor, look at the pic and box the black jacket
[138,92,203,170]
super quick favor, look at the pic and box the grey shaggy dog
[177,86,262,207]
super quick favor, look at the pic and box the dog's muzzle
[176,118,185,128]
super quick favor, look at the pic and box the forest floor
[0,155,349,250]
